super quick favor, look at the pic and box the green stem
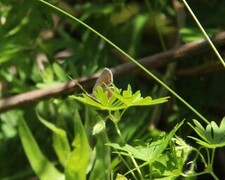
[145,0,167,51]
[210,148,216,166]
[38,0,209,124]
[120,108,128,119]
[129,154,143,180]
[182,0,225,68]
[105,131,138,179]
[114,122,125,143]
[118,152,139,180]
[210,171,219,180]
[114,123,143,179]
[209,149,219,179]
[196,147,208,166]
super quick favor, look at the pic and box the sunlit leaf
[71,84,169,111]
[37,113,71,167]
[65,109,90,180]
[107,121,183,163]
[89,130,111,180]
[115,173,128,180]
[53,63,68,81]
[188,118,225,148]
[92,120,105,135]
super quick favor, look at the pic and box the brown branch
[176,61,223,78]
[1,31,225,113]
[0,75,99,113]
[111,32,225,75]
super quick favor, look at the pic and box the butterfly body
[91,68,113,99]
[70,68,114,101]
[92,68,113,93]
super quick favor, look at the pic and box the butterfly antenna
[68,76,89,94]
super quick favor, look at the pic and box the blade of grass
[65,109,90,180]
[18,116,64,180]
[182,0,225,68]
[37,0,209,124]
[37,112,71,167]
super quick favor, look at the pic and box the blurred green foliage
[0,0,225,179]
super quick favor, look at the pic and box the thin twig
[111,31,225,76]
[0,32,225,113]
[176,61,223,78]
[182,0,225,68]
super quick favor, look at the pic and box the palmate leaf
[113,85,169,107]
[188,117,225,148]
[71,84,169,111]
[107,121,183,163]
[71,94,126,111]
[151,136,193,179]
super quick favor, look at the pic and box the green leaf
[70,86,126,111]
[92,120,105,135]
[115,173,128,180]
[5,16,29,37]
[89,130,111,180]
[115,85,169,107]
[180,27,219,42]
[53,63,68,81]
[18,116,63,180]
[38,65,54,84]
[151,136,193,179]
[37,113,71,167]
[0,111,19,138]
[188,118,225,148]
[107,121,183,163]
[65,109,90,180]
[0,43,24,63]
[172,136,193,166]
[71,84,169,111]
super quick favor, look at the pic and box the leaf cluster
[71,84,169,111]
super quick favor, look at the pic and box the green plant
[1,0,225,179]
[18,81,185,179]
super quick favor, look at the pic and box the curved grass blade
[18,116,64,180]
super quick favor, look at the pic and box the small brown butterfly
[92,68,113,98]
[70,68,114,101]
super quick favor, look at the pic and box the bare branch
[176,61,223,77]
[111,32,225,75]
[1,31,225,113]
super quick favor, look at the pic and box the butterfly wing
[92,68,113,93]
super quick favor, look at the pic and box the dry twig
[1,32,225,113]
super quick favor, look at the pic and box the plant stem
[210,172,219,180]
[114,123,143,179]
[182,0,225,68]
[38,0,209,124]
[209,149,219,179]
[114,122,125,143]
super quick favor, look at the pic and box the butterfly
[70,68,114,101]
[92,68,113,98]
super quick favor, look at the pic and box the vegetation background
[0,0,225,179]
